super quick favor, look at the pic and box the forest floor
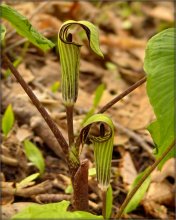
[1,1,175,219]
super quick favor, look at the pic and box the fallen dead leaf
[119,151,137,190]
[100,34,146,49]
[16,125,33,142]
[151,159,175,182]
[143,200,168,219]
[17,64,34,83]
[145,181,174,206]
[31,13,62,36]
[145,5,174,22]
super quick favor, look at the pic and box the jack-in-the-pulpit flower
[58,20,103,105]
[81,114,114,191]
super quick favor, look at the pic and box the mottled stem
[72,159,89,211]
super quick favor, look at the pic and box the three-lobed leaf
[144,28,175,168]
[1,4,55,52]
[2,104,15,136]
[12,200,103,219]
[23,140,45,175]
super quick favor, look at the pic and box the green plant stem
[3,55,69,158]
[115,140,175,219]
[66,105,74,147]
[102,190,107,219]
[98,76,147,113]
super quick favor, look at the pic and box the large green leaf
[1,4,55,51]
[12,200,103,219]
[144,28,175,168]
[81,114,114,190]
[124,169,151,214]
[58,20,103,105]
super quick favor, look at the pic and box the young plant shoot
[58,20,114,215]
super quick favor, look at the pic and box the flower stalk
[58,20,104,211]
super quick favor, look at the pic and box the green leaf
[58,20,103,105]
[105,62,117,71]
[82,108,95,126]
[0,4,55,52]
[65,184,73,194]
[81,84,105,125]
[12,200,103,219]
[23,140,45,175]
[144,28,175,168]
[2,104,15,136]
[51,81,60,93]
[124,169,151,214]
[81,114,114,190]
[106,184,113,219]
[0,24,6,41]
[93,84,105,108]
[16,173,40,189]
[88,167,96,176]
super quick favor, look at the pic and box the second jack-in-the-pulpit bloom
[81,114,114,191]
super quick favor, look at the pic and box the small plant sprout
[2,104,15,137]
[51,81,60,93]
[23,140,45,175]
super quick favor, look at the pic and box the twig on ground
[1,155,19,166]
[34,193,71,203]
[2,180,53,197]
[113,121,153,157]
